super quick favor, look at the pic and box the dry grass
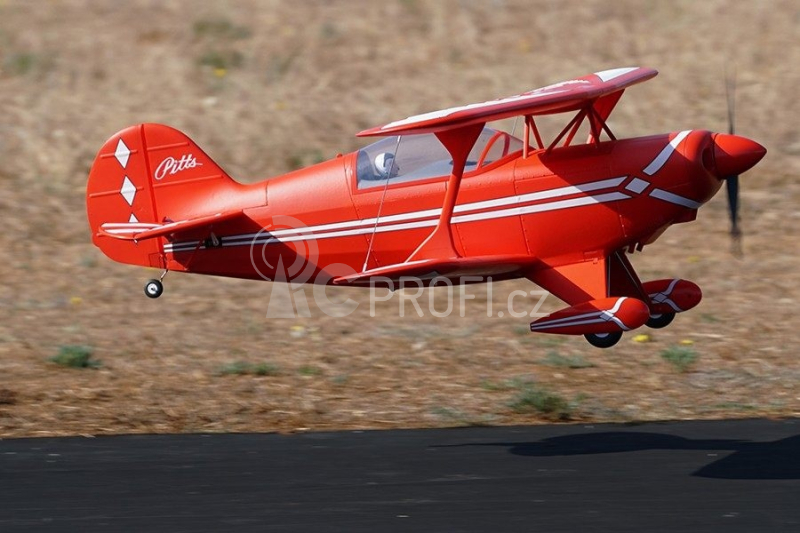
[0,0,798,437]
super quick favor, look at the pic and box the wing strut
[544,102,618,153]
[587,91,623,144]
[523,115,544,158]
[406,123,485,262]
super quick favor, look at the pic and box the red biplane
[87,67,765,347]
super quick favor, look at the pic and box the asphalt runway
[1,419,799,532]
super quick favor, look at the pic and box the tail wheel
[584,331,622,348]
[646,312,675,329]
[144,279,164,299]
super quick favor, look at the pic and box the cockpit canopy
[356,127,522,189]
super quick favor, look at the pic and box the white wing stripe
[594,67,638,82]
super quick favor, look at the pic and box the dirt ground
[0,0,798,438]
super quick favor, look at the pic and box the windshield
[356,127,522,189]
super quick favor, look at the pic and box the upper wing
[358,67,656,137]
[98,209,244,241]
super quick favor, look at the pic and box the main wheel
[646,312,675,329]
[144,279,164,299]
[584,331,622,348]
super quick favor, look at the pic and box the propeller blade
[725,68,736,135]
[725,175,741,233]
[726,175,742,256]
[724,69,742,255]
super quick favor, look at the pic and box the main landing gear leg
[144,270,168,299]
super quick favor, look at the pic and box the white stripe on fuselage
[649,188,702,209]
[218,176,627,244]
[163,186,632,252]
[643,130,691,176]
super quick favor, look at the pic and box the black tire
[144,279,164,299]
[646,312,675,329]
[584,331,622,348]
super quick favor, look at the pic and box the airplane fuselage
[161,130,723,285]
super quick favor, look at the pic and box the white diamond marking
[120,176,136,206]
[115,139,131,169]
[128,213,139,223]
[625,178,650,194]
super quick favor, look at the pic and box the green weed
[298,365,322,377]
[79,254,98,268]
[541,351,594,369]
[660,346,698,373]
[219,361,280,376]
[508,385,572,420]
[331,374,349,386]
[193,18,251,40]
[3,52,38,76]
[713,402,757,411]
[480,376,533,391]
[198,50,244,71]
[320,22,338,40]
[266,52,298,84]
[251,363,281,376]
[50,345,100,369]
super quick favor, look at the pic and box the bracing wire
[362,135,403,272]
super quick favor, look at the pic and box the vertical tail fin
[86,123,241,268]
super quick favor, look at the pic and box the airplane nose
[712,133,766,178]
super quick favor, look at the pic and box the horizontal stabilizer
[98,209,244,241]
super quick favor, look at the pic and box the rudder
[86,123,239,268]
